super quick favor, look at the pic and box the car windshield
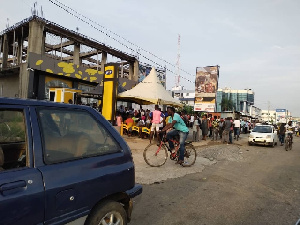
[252,126,272,133]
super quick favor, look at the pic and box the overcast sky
[1,0,299,116]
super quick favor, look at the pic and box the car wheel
[248,142,252,146]
[85,200,127,225]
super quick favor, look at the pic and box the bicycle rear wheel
[143,143,168,167]
[182,144,197,167]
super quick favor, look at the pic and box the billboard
[194,66,219,112]
[276,109,286,123]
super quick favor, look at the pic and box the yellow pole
[120,123,123,136]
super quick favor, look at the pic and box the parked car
[248,124,278,147]
[0,98,142,225]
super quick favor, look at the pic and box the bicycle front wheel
[143,143,168,167]
[289,141,293,150]
[182,144,197,167]
[285,140,289,151]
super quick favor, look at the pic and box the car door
[0,105,44,225]
[33,106,133,224]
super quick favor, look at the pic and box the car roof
[0,97,88,110]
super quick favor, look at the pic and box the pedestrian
[244,119,249,134]
[212,116,219,141]
[149,105,165,144]
[201,114,208,140]
[192,114,200,142]
[116,112,123,127]
[208,115,213,137]
[222,117,232,144]
[229,117,234,144]
[219,118,224,139]
[233,117,241,141]
[190,114,195,128]
[278,123,286,145]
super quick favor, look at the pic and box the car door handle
[0,180,27,192]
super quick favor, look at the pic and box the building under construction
[0,15,139,104]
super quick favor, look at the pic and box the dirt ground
[124,133,300,225]
[124,132,247,185]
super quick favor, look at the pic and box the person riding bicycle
[161,106,189,165]
[285,121,294,143]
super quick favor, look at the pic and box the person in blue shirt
[161,106,189,165]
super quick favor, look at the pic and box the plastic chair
[132,126,140,136]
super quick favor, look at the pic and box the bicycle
[143,134,197,167]
[285,133,293,151]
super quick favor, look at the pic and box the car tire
[85,200,127,225]
[248,142,252,146]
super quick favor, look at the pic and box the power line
[46,0,195,79]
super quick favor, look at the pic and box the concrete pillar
[101,51,107,73]
[17,37,23,65]
[133,59,139,82]
[19,64,30,98]
[129,62,134,80]
[2,34,9,69]
[27,20,45,56]
[73,43,80,65]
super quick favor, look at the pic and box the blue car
[0,98,142,225]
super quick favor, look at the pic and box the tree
[220,98,234,111]
[180,103,194,115]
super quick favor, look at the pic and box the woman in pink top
[116,112,122,126]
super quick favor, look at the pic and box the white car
[248,125,278,147]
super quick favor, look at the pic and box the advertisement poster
[194,66,219,112]
[276,109,286,123]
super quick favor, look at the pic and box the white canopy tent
[118,67,182,107]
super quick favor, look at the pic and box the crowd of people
[115,105,255,145]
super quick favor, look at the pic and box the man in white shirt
[190,115,195,128]
[285,121,294,143]
[233,118,241,141]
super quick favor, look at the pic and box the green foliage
[0,111,25,142]
[180,104,194,115]
[220,98,234,111]
[0,122,25,142]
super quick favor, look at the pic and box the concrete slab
[123,132,250,185]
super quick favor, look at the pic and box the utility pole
[175,34,180,88]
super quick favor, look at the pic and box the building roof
[0,16,136,62]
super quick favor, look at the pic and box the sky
[0,0,299,116]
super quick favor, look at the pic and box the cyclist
[161,106,189,165]
[285,121,294,143]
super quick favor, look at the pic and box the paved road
[129,135,300,225]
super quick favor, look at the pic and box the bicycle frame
[156,138,179,155]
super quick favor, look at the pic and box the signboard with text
[276,109,286,123]
[194,66,219,112]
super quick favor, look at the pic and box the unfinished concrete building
[0,16,139,103]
